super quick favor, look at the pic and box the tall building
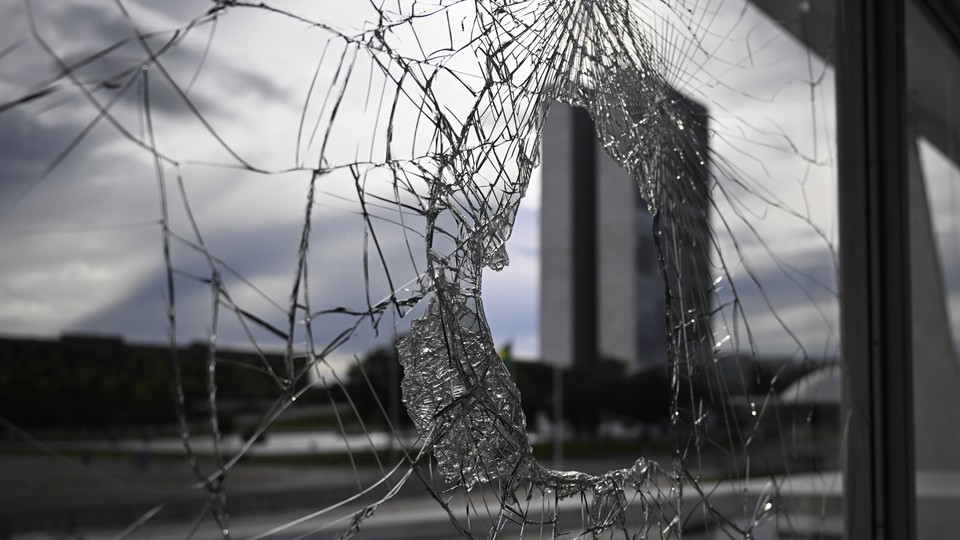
[539,97,711,371]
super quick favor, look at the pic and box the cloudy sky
[0,0,850,364]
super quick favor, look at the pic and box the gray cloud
[1,0,293,133]
[68,206,433,353]
[0,0,847,370]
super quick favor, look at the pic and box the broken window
[0,1,842,538]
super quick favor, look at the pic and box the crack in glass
[0,0,841,538]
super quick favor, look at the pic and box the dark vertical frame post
[837,0,916,538]
[571,107,598,366]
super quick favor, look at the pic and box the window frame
[837,0,916,539]
[838,0,960,537]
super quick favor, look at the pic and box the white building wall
[540,102,670,372]
[540,104,575,368]
[596,142,639,366]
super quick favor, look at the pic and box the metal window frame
[837,0,916,539]
[840,1,960,537]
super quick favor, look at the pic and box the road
[0,451,839,539]
[12,491,723,540]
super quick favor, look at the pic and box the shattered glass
[0,0,840,538]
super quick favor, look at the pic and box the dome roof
[780,364,841,405]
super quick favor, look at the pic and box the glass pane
[907,2,960,537]
[0,1,841,538]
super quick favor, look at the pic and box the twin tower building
[539,96,712,372]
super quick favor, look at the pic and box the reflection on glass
[917,138,960,357]
[907,1,960,537]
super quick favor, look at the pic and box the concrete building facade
[539,98,710,371]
